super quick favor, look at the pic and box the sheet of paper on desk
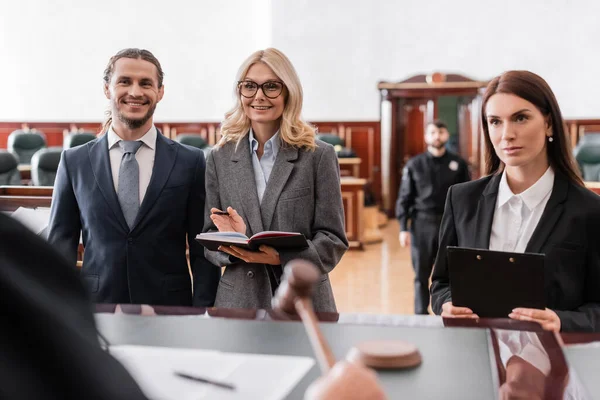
[11,207,51,235]
[110,345,315,400]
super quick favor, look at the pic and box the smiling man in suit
[48,48,219,307]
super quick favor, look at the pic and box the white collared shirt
[496,330,551,375]
[107,125,157,204]
[489,167,554,253]
[249,129,280,203]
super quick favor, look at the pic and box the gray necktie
[117,140,143,229]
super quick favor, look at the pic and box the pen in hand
[174,371,236,391]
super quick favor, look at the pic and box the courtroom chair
[574,133,600,181]
[174,133,212,157]
[31,147,62,186]
[7,129,47,164]
[63,131,96,149]
[0,150,21,185]
[316,133,356,158]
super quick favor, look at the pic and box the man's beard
[116,103,156,130]
[429,141,446,150]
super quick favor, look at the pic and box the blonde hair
[217,48,316,150]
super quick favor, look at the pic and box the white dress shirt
[497,329,551,375]
[249,129,280,203]
[496,329,584,399]
[107,125,157,204]
[489,167,554,253]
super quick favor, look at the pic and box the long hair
[100,48,164,134]
[217,48,316,150]
[481,70,583,186]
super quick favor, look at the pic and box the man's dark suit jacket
[47,131,219,306]
[0,213,148,400]
[430,171,600,332]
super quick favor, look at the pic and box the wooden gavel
[273,260,422,375]
[272,259,336,374]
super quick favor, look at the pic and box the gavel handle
[295,297,336,374]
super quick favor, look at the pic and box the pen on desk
[174,371,236,390]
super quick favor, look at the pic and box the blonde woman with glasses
[203,48,348,312]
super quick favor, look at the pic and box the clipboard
[447,246,546,318]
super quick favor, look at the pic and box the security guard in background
[396,120,470,314]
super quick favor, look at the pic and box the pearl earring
[548,136,554,142]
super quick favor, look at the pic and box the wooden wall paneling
[469,95,484,178]
[386,99,400,214]
[0,122,102,149]
[21,123,70,147]
[458,96,485,176]
[0,123,27,148]
[383,99,428,217]
[71,122,103,134]
[402,100,429,161]
[165,122,221,144]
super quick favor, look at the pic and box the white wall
[1,0,599,122]
[0,0,271,122]
[273,0,600,120]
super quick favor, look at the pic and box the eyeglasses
[237,80,284,99]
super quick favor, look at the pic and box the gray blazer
[203,135,348,312]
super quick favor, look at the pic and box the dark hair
[100,48,164,134]
[429,119,448,131]
[481,70,583,186]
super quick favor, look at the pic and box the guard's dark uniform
[396,151,470,314]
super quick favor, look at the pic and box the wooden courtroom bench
[0,186,52,212]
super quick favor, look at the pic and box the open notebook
[196,231,308,252]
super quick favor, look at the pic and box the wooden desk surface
[340,177,367,186]
[338,157,361,165]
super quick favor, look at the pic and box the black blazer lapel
[88,134,128,231]
[260,145,298,230]
[230,137,264,235]
[474,174,502,249]
[525,173,568,254]
[132,132,177,231]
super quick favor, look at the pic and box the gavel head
[272,259,321,314]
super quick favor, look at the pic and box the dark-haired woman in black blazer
[430,70,600,332]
